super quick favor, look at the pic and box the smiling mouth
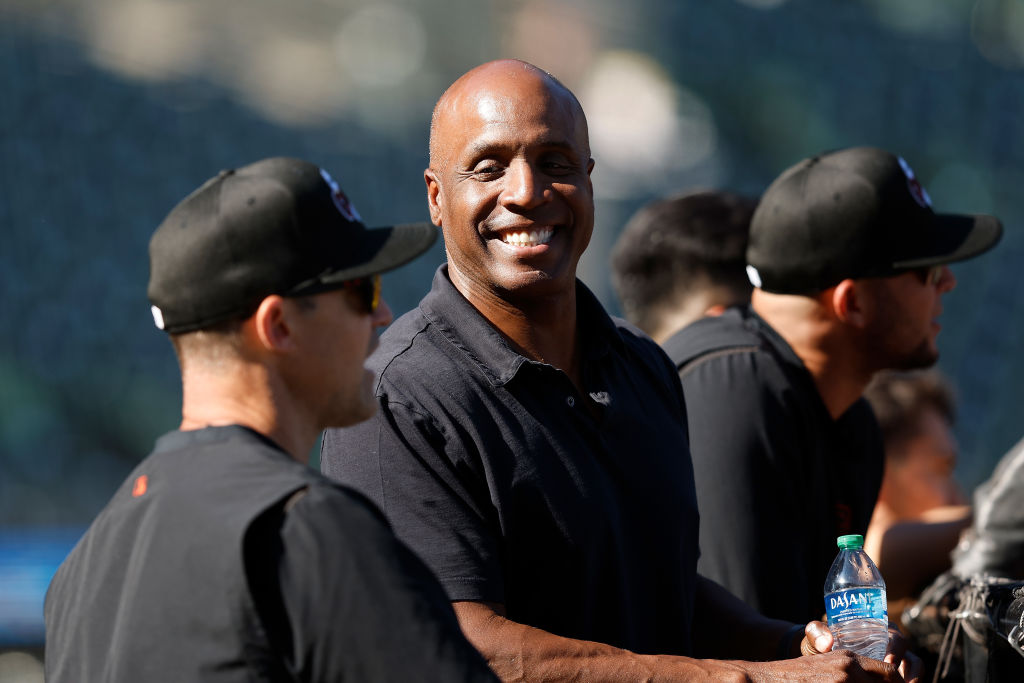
[500,228,554,247]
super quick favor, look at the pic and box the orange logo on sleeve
[132,475,148,497]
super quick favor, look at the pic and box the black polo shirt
[45,426,497,682]
[322,265,699,656]
[662,306,884,624]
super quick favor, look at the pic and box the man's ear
[424,168,443,227]
[831,279,867,327]
[250,295,295,352]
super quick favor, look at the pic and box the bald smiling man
[322,60,919,682]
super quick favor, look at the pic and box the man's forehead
[474,90,520,122]
[447,60,552,99]
[445,72,574,119]
[442,85,584,141]
[430,61,589,164]
[461,131,580,162]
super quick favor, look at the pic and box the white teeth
[501,228,553,247]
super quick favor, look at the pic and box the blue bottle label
[825,587,887,624]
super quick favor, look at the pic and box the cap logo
[897,157,932,209]
[319,168,362,223]
[132,475,148,497]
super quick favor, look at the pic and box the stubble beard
[887,338,939,372]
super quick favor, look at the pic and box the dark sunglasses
[914,265,944,287]
[342,273,382,314]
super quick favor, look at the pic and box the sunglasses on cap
[342,273,382,314]
[914,265,944,287]
[287,272,381,315]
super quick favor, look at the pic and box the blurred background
[2,0,1023,675]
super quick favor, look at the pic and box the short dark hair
[611,190,757,335]
[168,293,319,368]
[864,370,956,457]
[168,316,246,371]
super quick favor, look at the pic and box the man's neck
[752,291,874,420]
[178,363,317,463]
[651,288,746,344]
[449,270,582,388]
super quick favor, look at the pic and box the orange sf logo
[132,475,148,497]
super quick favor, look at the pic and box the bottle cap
[837,534,864,549]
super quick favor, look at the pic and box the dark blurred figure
[947,436,1024,677]
[953,435,1024,579]
[863,370,972,621]
[611,190,757,343]
[903,436,1024,681]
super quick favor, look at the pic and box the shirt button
[566,396,575,407]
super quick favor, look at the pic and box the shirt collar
[744,306,808,373]
[744,306,850,421]
[419,264,621,387]
[153,424,288,456]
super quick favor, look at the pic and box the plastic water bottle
[823,534,889,660]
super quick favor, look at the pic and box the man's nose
[937,265,956,293]
[500,159,548,210]
[373,298,394,329]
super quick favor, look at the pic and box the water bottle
[823,534,889,660]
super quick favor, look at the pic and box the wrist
[775,624,805,660]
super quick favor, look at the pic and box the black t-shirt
[45,426,497,682]
[322,265,700,656]
[662,306,884,624]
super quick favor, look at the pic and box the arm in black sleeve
[322,398,503,605]
[267,485,498,682]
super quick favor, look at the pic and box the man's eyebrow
[463,139,507,160]
[463,137,579,160]
[535,139,578,154]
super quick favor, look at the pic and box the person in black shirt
[664,147,1002,627]
[44,158,498,683]
[323,61,920,681]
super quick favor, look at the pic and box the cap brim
[893,213,1003,269]
[321,221,438,283]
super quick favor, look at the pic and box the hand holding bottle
[800,619,922,682]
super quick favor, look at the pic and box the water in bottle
[823,534,888,661]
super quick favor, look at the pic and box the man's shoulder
[661,306,766,371]
[610,314,658,349]
[664,308,800,419]
[93,428,344,533]
[369,305,432,370]
[372,306,481,394]
[278,475,392,536]
[152,427,318,483]
[609,314,681,379]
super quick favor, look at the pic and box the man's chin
[493,265,577,296]
[894,345,940,371]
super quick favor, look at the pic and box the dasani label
[825,587,887,624]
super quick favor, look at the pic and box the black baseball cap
[745,146,1002,293]
[148,157,437,333]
